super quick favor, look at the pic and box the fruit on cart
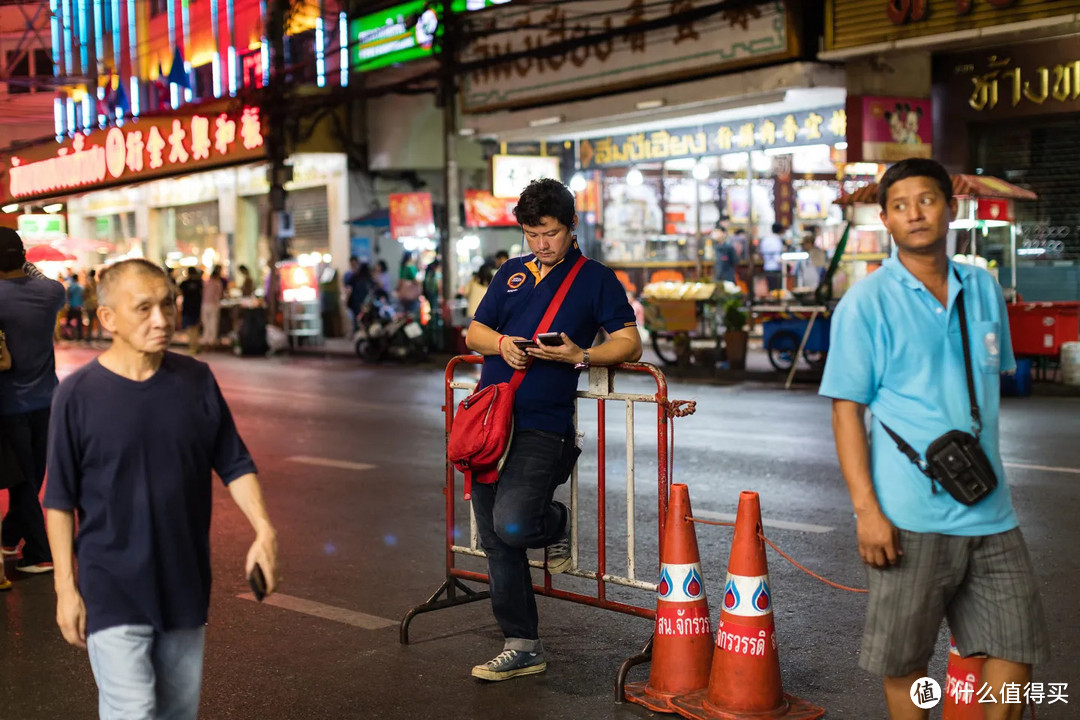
[642,281,718,301]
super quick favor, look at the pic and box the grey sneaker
[471,649,547,681]
[546,521,571,575]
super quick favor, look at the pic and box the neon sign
[4,105,265,201]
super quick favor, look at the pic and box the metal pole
[440,5,460,306]
[1010,220,1017,298]
[746,151,756,304]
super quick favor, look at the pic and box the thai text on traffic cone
[944,636,985,720]
[625,483,713,713]
[671,490,825,720]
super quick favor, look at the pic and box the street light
[626,166,644,186]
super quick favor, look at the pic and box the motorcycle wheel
[356,337,386,363]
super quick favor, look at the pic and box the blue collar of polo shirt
[882,255,971,309]
[523,242,583,284]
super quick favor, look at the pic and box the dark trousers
[471,429,577,641]
[1,408,52,564]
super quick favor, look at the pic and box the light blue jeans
[87,624,206,720]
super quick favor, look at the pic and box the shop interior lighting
[635,99,665,110]
[692,159,710,181]
[459,235,481,251]
[835,141,848,150]
[322,254,332,263]
[1017,248,1046,256]
[781,251,809,261]
[43,203,64,214]
[179,256,199,267]
[626,167,644,186]
[950,219,1012,230]
[458,128,477,136]
[2,204,19,214]
[569,171,588,192]
[528,115,563,128]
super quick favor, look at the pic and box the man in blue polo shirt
[44,259,278,720]
[466,178,642,682]
[820,158,1047,720]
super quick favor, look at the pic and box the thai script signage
[460,0,795,113]
[825,0,1077,52]
[936,38,1080,119]
[1,105,266,204]
[578,106,845,169]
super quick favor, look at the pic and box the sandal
[0,577,11,591]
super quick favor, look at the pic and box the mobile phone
[537,332,565,347]
[248,564,267,602]
[512,339,538,350]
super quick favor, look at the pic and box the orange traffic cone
[625,483,713,713]
[671,491,825,720]
[943,636,985,719]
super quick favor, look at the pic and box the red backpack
[448,255,587,499]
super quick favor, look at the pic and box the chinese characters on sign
[577,106,845,169]
[3,106,266,201]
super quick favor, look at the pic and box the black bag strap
[956,292,983,438]
[880,287,983,488]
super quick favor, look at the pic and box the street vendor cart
[642,280,724,367]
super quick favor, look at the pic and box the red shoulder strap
[508,255,588,392]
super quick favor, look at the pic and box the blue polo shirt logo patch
[506,272,527,290]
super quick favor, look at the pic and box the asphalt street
[1,346,1078,720]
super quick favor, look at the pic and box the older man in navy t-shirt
[44,259,278,720]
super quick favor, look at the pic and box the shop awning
[835,174,1038,206]
[346,207,390,228]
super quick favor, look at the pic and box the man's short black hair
[878,158,953,210]
[771,222,784,234]
[494,250,509,260]
[0,227,25,272]
[513,178,576,229]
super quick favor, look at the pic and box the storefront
[935,36,1080,301]
[0,102,351,291]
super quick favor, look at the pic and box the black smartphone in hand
[248,564,267,602]
[512,339,538,350]
[537,332,565,347]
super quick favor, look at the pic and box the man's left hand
[525,333,584,365]
[245,527,279,596]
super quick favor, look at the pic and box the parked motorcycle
[353,296,427,363]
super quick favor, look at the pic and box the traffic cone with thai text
[671,490,825,720]
[625,483,713,713]
[943,636,985,719]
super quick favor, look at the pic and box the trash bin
[1001,359,1032,397]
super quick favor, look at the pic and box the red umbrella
[25,244,76,262]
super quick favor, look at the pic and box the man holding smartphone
[465,178,642,682]
[43,259,277,720]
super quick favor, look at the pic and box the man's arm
[831,399,901,568]
[466,320,528,371]
[46,509,87,648]
[226,473,278,595]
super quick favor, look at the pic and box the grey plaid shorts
[859,527,1049,677]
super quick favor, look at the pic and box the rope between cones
[686,515,868,595]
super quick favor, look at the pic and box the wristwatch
[573,349,590,370]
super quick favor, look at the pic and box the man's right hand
[499,336,529,370]
[56,588,87,649]
[856,507,903,568]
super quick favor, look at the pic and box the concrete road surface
[1,346,1077,719]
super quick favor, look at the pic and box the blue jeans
[87,624,205,720]
[471,429,577,641]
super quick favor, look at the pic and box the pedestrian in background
[711,224,737,284]
[66,272,85,341]
[760,222,785,292]
[0,327,13,591]
[375,259,393,297]
[465,178,642,681]
[396,252,422,315]
[200,264,224,350]
[346,260,374,330]
[0,228,63,573]
[44,258,278,720]
[821,158,1047,720]
[84,268,99,341]
[238,265,255,298]
[179,267,203,354]
[462,261,495,320]
[493,250,509,269]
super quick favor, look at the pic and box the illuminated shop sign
[578,106,846,169]
[2,105,266,203]
[349,0,506,72]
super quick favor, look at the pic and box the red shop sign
[389,192,436,239]
[976,198,1013,223]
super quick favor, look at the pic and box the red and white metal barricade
[400,355,691,688]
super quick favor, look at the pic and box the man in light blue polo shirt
[820,158,1047,720]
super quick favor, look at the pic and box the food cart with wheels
[641,281,722,367]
